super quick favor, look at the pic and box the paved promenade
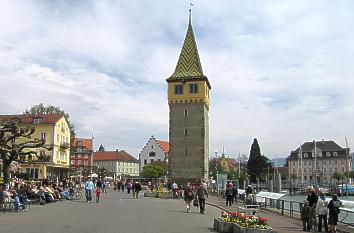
[0,190,220,233]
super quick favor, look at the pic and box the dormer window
[333,152,338,157]
[304,153,308,158]
[33,118,43,124]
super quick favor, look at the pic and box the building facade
[0,114,71,180]
[288,140,352,185]
[70,137,93,169]
[93,150,139,179]
[139,136,169,172]
[166,12,211,183]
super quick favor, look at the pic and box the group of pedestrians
[301,187,342,233]
[225,181,238,206]
[84,178,106,203]
[183,182,208,214]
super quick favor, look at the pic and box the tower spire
[189,3,192,25]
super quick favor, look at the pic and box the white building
[93,149,139,179]
[139,136,169,171]
[288,140,352,185]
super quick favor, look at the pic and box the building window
[151,159,154,163]
[304,153,308,158]
[324,168,326,172]
[40,132,46,141]
[33,118,43,124]
[326,152,331,157]
[78,141,83,146]
[71,160,75,165]
[84,160,88,165]
[78,160,82,165]
[174,84,183,95]
[84,154,88,158]
[184,129,188,136]
[78,154,82,158]
[189,83,198,93]
[304,176,307,180]
[144,159,147,165]
[184,109,188,117]
[149,152,156,157]
[185,147,188,156]
[333,152,338,157]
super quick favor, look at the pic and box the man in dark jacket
[196,182,208,214]
[232,183,238,204]
[307,187,319,230]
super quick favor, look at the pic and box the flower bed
[213,211,277,233]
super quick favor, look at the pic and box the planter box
[143,192,157,198]
[156,193,173,198]
[214,218,222,231]
[213,219,277,233]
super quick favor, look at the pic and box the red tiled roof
[0,114,64,124]
[157,140,169,155]
[93,150,138,163]
[73,138,93,150]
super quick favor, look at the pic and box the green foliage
[332,172,344,181]
[0,118,52,185]
[247,138,271,183]
[141,164,164,179]
[24,103,76,138]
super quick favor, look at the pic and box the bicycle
[69,189,82,200]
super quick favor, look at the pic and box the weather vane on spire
[189,2,194,24]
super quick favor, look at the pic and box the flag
[190,2,194,7]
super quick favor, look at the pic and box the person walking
[85,178,94,203]
[171,181,178,198]
[225,181,233,206]
[196,182,208,214]
[134,181,142,199]
[95,187,102,203]
[232,183,238,204]
[127,181,132,194]
[316,191,328,232]
[328,194,342,233]
[183,183,194,213]
[301,200,311,231]
[307,187,319,230]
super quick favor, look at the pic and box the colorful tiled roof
[167,17,205,80]
[0,114,64,124]
[93,150,138,163]
[73,138,93,150]
[157,140,170,155]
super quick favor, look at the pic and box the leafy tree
[141,164,164,179]
[95,167,108,179]
[0,118,52,186]
[332,172,344,184]
[247,138,269,183]
[24,103,76,138]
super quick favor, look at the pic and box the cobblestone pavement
[0,190,220,233]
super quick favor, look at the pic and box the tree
[247,138,269,183]
[0,118,52,186]
[24,103,76,138]
[141,164,164,179]
[332,172,344,184]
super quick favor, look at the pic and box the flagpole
[300,144,303,189]
[314,140,317,187]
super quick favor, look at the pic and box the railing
[261,197,354,227]
[60,142,70,149]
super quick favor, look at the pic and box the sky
[1,0,354,160]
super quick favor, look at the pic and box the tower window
[185,148,188,156]
[184,129,188,136]
[174,84,183,95]
[184,109,188,117]
[189,83,198,93]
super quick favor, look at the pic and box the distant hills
[270,157,287,167]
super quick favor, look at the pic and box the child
[95,187,102,203]
[301,200,311,231]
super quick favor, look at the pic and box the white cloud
[1,0,354,158]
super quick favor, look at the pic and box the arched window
[326,152,331,157]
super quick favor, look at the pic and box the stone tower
[166,11,211,184]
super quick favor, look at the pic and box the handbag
[193,199,199,207]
